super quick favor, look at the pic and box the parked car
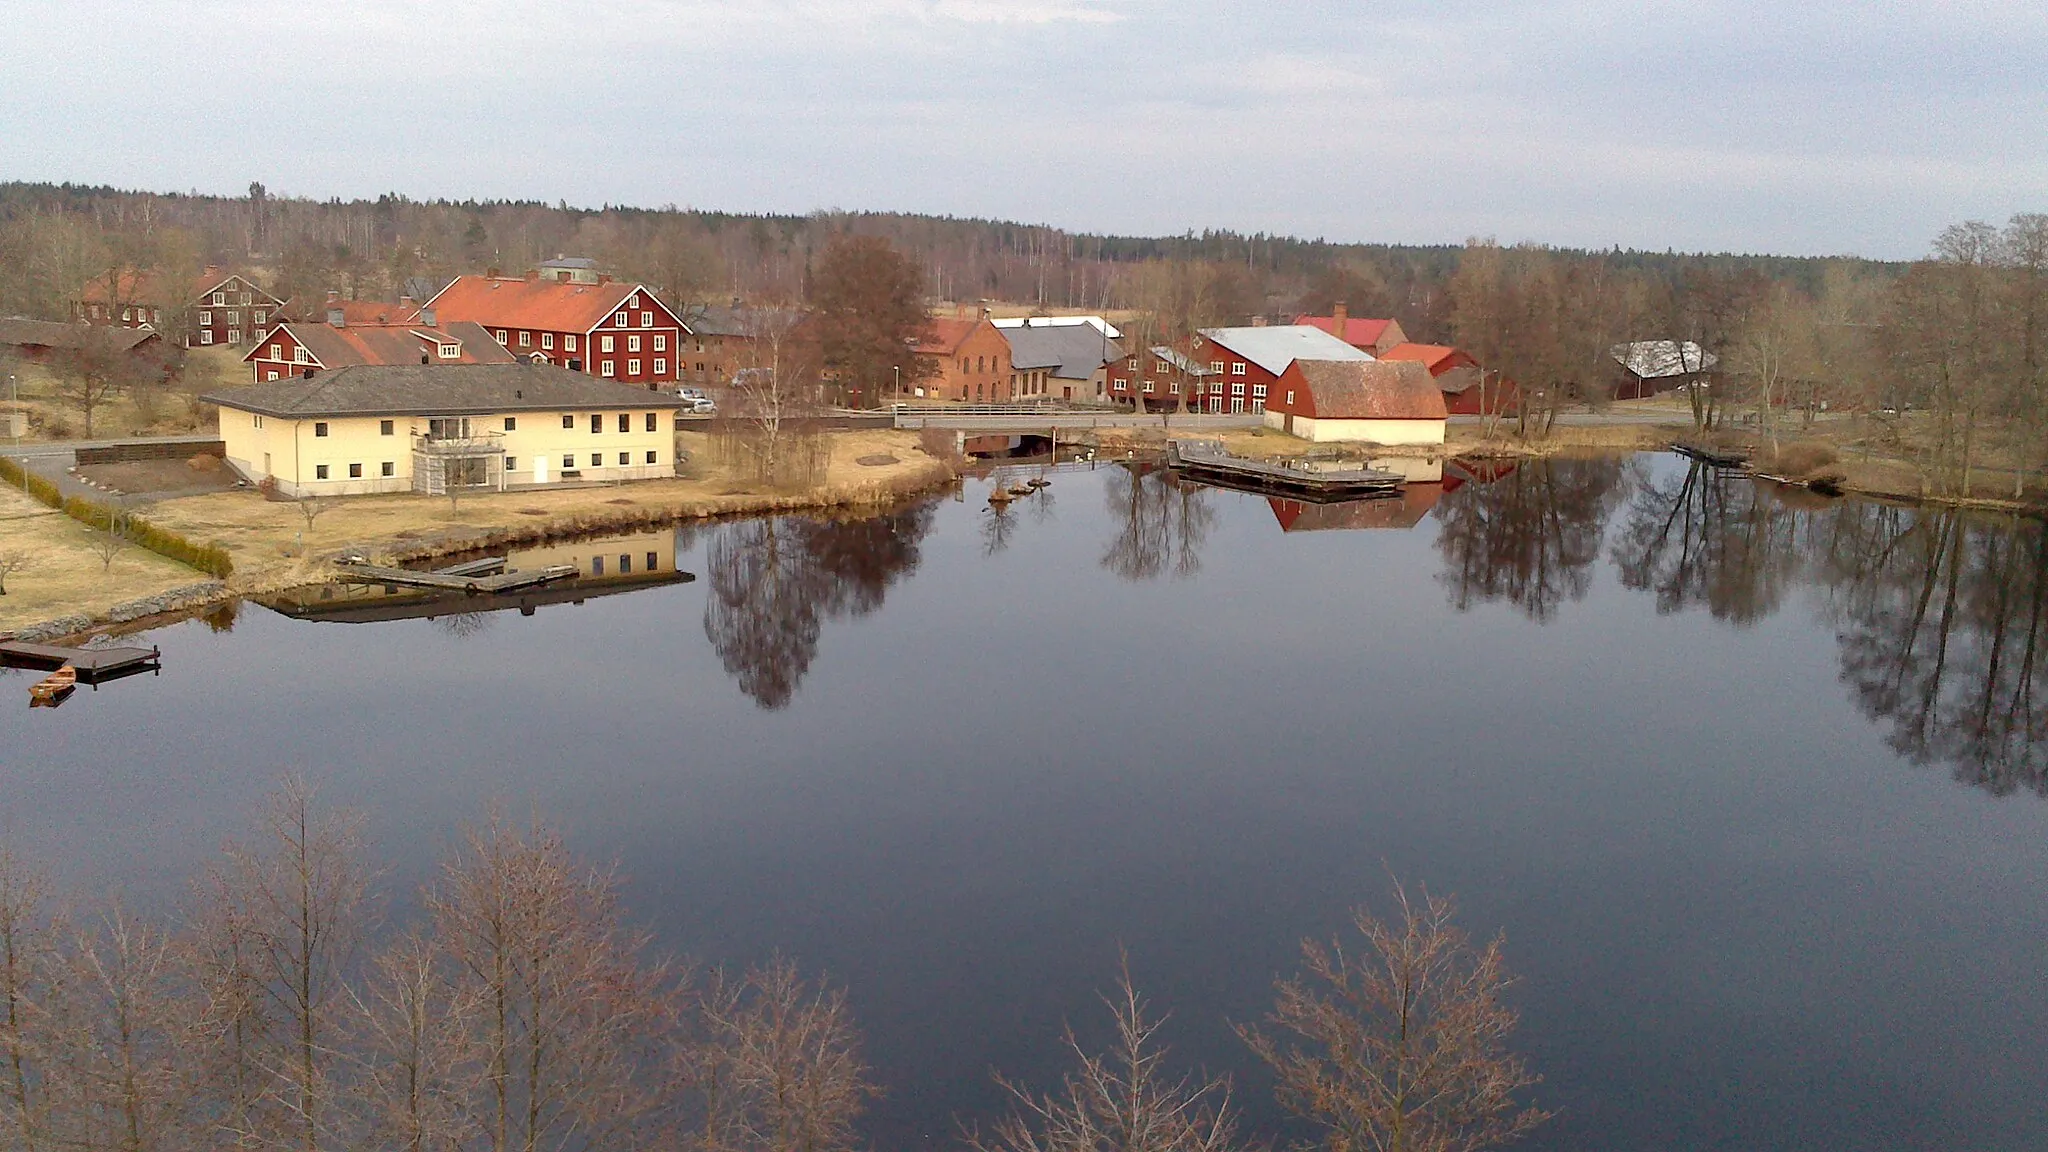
[677,386,706,401]
[688,397,717,414]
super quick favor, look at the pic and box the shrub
[1760,441,1840,478]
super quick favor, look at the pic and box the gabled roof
[201,363,687,420]
[1378,343,1477,376]
[991,315,1122,339]
[1290,359,1446,420]
[1611,340,1717,379]
[422,276,671,335]
[1198,325,1371,376]
[327,299,422,326]
[1293,315,1398,347]
[537,256,598,271]
[245,321,519,370]
[0,318,160,352]
[81,268,277,307]
[914,317,988,356]
[1000,320,1124,379]
[679,304,808,338]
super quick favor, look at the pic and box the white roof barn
[1197,325,1373,376]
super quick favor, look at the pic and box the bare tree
[0,549,32,595]
[1240,881,1549,1152]
[689,958,873,1152]
[427,809,675,1152]
[347,928,477,1152]
[206,777,375,1152]
[971,962,1241,1152]
[49,326,161,439]
[716,306,829,490]
[183,867,270,1148]
[88,505,126,572]
[42,903,193,1152]
[0,848,56,1152]
[297,497,328,538]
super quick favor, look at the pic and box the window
[1126,357,1137,369]
[253,309,266,325]
[653,358,666,375]
[211,291,225,306]
[601,360,614,377]
[227,330,242,345]
[628,335,641,353]
[269,342,282,359]
[647,551,659,570]
[1231,382,1245,396]
[201,331,215,344]
[316,464,329,479]
[1142,380,1154,393]
[562,454,574,469]
[199,311,212,326]
[592,555,604,575]
[314,422,329,437]
[618,452,629,465]
[504,457,516,472]
[495,330,508,344]
[976,356,984,372]
[1252,384,1268,399]
[1209,361,1224,374]
[615,312,628,327]
[1169,382,1181,395]
[226,310,240,324]
[438,343,459,359]
[619,554,631,574]
[653,334,666,351]
[121,307,132,322]
[590,453,602,467]
[381,461,395,477]
[1232,362,1246,375]
[565,334,578,351]
[503,416,517,431]
[266,370,279,381]
[591,414,603,433]
[640,311,652,327]
[518,331,531,347]
[1285,390,1295,405]
[1113,378,1127,391]
[639,412,654,432]
[626,295,639,308]
[380,419,394,435]
[617,413,629,433]
[295,347,313,364]
[348,463,362,478]
[627,359,640,376]
[542,332,553,349]
[253,414,264,428]
[645,450,657,464]
[238,293,251,306]
[601,335,614,352]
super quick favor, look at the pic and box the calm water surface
[6,453,2048,1151]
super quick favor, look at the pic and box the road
[0,435,221,502]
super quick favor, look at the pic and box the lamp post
[893,364,900,402]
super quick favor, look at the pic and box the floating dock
[1167,440,1405,503]
[335,558,580,594]
[1,639,161,683]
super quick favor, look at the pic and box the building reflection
[257,527,695,625]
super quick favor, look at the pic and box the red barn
[243,314,517,383]
[75,266,284,349]
[1377,342,1517,416]
[420,273,686,390]
[1187,325,1371,414]
[1290,304,1408,356]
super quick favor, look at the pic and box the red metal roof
[422,275,667,334]
[1377,343,1473,375]
[1292,314,1397,346]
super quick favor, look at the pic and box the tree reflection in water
[1433,456,1627,622]
[1101,463,1214,582]
[702,500,937,709]
[1609,459,1806,625]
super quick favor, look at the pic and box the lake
[6,451,2047,1151]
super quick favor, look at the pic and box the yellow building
[202,363,685,497]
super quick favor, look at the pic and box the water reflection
[1610,460,1804,625]
[1434,456,1629,622]
[1101,464,1214,581]
[703,501,938,709]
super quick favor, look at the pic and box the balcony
[412,431,505,456]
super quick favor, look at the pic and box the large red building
[76,266,285,350]
[1185,325,1371,414]
[419,273,686,390]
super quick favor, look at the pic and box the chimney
[1251,315,1268,327]
[327,307,346,328]
[325,289,340,305]
[525,269,540,282]
[1332,300,1348,332]
[486,266,502,279]
[419,307,436,327]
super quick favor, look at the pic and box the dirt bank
[6,429,958,639]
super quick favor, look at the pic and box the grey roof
[538,256,599,270]
[201,363,686,419]
[1000,320,1125,379]
[1148,346,1214,377]
[1611,340,1717,378]
[1197,325,1371,376]
[0,317,159,353]
[991,315,1122,339]
[679,304,807,338]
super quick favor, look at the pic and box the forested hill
[0,180,1897,342]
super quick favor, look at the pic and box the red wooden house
[76,266,284,349]
[243,311,517,383]
[1186,325,1371,414]
[420,272,686,390]
[1377,342,1517,416]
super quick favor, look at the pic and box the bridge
[888,404,1263,433]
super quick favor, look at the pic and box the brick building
[913,313,1013,402]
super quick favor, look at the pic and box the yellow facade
[217,405,676,497]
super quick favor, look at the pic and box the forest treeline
[0,779,1546,1152]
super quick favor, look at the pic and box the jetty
[1671,441,1750,469]
[1167,439,1404,503]
[1,638,161,683]
[335,556,580,594]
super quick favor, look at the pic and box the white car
[687,397,717,414]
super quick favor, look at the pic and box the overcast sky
[2,0,2042,259]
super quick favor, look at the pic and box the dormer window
[438,343,460,359]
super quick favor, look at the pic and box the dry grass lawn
[0,486,204,628]
[146,429,955,593]
[4,345,240,441]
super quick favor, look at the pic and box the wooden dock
[335,559,580,594]
[1,639,161,683]
[1167,440,1405,503]
[1670,441,1750,469]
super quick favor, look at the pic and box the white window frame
[496,330,508,344]
[542,332,554,349]
[627,359,641,376]
[626,294,639,308]
[653,334,666,351]
[653,358,667,375]
[565,334,578,352]
[1141,380,1154,393]
[615,312,628,327]
[1252,384,1268,398]
[601,360,615,377]
[601,334,615,352]
[199,310,212,326]
[210,291,225,306]
[628,335,641,353]
[1232,362,1247,376]
[640,311,653,327]
[518,330,532,347]
[200,330,214,345]
[1285,390,1295,405]
[438,343,459,359]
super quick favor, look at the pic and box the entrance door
[262,452,271,476]
[535,455,549,484]
[1063,387,1073,400]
